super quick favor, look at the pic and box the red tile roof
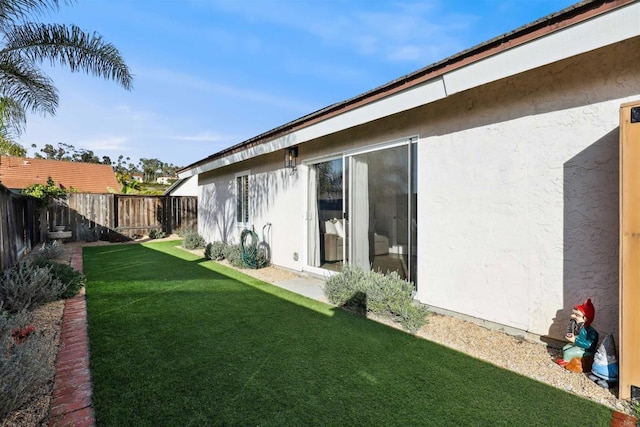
[0,155,120,193]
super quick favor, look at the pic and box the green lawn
[84,240,612,426]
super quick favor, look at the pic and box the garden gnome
[556,298,598,373]
[588,333,619,388]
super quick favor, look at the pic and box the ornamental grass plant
[83,240,614,426]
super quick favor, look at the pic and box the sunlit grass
[85,240,612,426]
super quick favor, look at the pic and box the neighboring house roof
[179,0,637,177]
[0,155,120,193]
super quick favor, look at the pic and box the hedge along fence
[47,194,197,242]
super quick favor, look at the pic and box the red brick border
[48,247,95,427]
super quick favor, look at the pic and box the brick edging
[48,247,95,427]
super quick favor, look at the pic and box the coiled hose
[240,226,270,269]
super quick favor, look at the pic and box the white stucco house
[163,174,197,196]
[179,0,639,360]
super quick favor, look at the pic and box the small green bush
[0,261,65,313]
[205,241,227,261]
[324,265,429,334]
[398,302,430,335]
[181,229,206,250]
[223,244,243,268]
[0,306,54,420]
[31,259,86,299]
[631,399,639,420]
[32,241,65,260]
[324,265,367,308]
[148,229,166,239]
[174,225,196,238]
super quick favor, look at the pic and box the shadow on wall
[199,180,235,244]
[249,168,304,222]
[550,128,619,343]
[199,145,300,247]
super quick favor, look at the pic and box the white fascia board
[444,2,640,95]
[180,78,446,177]
[181,2,640,178]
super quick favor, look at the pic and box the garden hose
[240,226,270,269]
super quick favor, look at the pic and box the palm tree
[0,96,26,154]
[0,0,132,136]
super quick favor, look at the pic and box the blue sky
[18,0,577,168]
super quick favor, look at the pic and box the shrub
[0,260,65,313]
[32,241,65,260]
[324,265,367,308]
[324,265,429,334]
[398,301,431,335]
[100,229,131,243]
[174,225,196,238]
[0,306,54,420]
[181,229,206,250]
[223,244,243,268]
[31,259,86,299]
[149,229,166,239]
[205,241,227,261]
[631,398,639,420]
[255,242,270,269]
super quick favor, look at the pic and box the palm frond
[0,96,26,136]
[0,53,57,114]
[3,22,133,90]
[0,1,67,23]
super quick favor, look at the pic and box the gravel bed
[412,313,630,412]
[3,300,64,427]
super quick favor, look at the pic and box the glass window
[236,174,249,225]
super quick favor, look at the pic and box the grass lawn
[84,240,613,426]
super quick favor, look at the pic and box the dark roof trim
[181,0,634,172]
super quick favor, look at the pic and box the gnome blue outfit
[557,298,598,372]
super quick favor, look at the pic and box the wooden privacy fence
[48,194,197,242]
[0,184,40,270]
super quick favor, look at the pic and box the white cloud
[140,67,317,113]
[199,0,474,64]
[81,136,130,151]
[169,132,225,142]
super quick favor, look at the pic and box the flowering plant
[10,326,35,344]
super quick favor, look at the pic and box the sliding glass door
[307,138,417,285]
[347,143,412,281]
[307,158,344,272]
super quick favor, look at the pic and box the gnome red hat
[575,298,595,327]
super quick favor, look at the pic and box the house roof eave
[179,0,636,177]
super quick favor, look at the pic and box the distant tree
[73,148,100,163]
[138,157,164,182]
[34,142,72,160]
[0,138,25,155]
[0,0,132,139]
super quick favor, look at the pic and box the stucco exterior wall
[415,37,640,340]
[198,150,307,271]
[170,175,198,196]
[196,35,640,342]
